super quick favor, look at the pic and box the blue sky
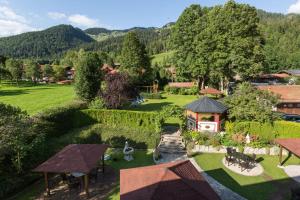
[0,0,300,36]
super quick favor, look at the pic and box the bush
[164,86,198,95]
[225,121,300,145]
[88,97,106,109]
[33,100,87,137]
[140,92,162,99]
[73,109,163,133]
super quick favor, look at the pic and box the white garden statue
[245,134,251,144]
[123,141,134,161]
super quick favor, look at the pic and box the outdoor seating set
[58,166,104,193]
[225,147,257,172]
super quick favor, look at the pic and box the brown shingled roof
[257,85,300,103]
[34,144,108,173]
[275,138,300,158]
[120,160,220,200]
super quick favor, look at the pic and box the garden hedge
[227,121,300,139]
[73,109,163,133]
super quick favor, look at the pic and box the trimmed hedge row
[32,100,87,137]
[227,121,300,139]
[78,124,160,149]
[73,109,163,133]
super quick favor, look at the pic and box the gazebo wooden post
[102,154,105,173]
[279,145,283,166]
[84,174,89,197]
[44,172,50,196]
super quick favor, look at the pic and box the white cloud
[68,14,98,27]
[48,12,66,20]
[0,5,37,37]
[0,19,36,36]
[0,6,27,23]
[288,0,300,14]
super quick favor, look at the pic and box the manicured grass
[125,93,197,125]
[126,93,197,112]
[0,82,75,115]
[195,153,300,200]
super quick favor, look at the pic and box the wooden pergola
[275,138,300,166]
[33,144,108,197]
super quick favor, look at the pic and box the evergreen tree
[74,51,102,101]
[120,31,151,84]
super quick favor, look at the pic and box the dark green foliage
[120,32,151,84]
[224,82,279,123]
[5,58,23,83]
[33,101,87,137]
[74,51,103,101]
[24,60,41,82]
[78,124,160,149]
[43,64,54,78]
[73,109,163,133]
[226,121,300,143]
[0,25,94,59]
[140,92,162,99]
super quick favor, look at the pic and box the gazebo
[185,96,228,132]
[200,87,223,98]
[34,144,109,197]
[275,138,300,165]
[120,160,220,200]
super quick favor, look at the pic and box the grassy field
[195,153,300,200]
[0,82,75,115]
[151,51,175,65]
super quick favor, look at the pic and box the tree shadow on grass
[0,89,28,96]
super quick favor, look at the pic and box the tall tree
[120,31,151,84]
[208,1,265,90]
[24,60,41,83]
[5,58,23,84]
[74,51,102,101]
[171,4,209,87]
[224,82,279,123]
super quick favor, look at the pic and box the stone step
[158,147,187,154]
[160,141,184,146]
[159,143,185,148]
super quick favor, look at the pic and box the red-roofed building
[120,160,220,200]
[257,85,300,114]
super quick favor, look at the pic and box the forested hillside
[258,10,300,71]
[0,25,94,59]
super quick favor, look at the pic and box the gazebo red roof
[200,88,222,95]
[34,144,108,173]
[120,160,220,200]
[275,138,300,158]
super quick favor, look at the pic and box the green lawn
[126,93,197,112]
[195,153,300,200]
[0,82,75,115]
